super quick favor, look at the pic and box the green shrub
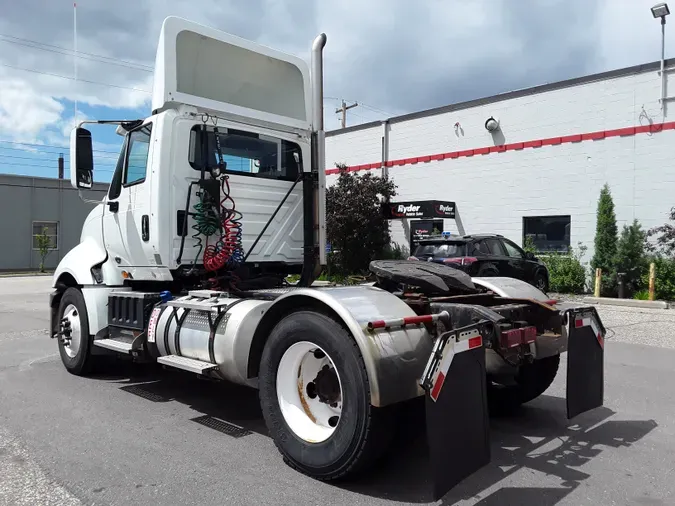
[633,289,650,300]
[591,183,618,276]
[640,256,675,301]
[613,219,648,297]
[379,242,410,260]
[540,244,588,294]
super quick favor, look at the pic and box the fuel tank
[151,296,271,385]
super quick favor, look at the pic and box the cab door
[102,123,154,269]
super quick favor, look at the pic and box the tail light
[500,326,537,348]
[442,256,478,266]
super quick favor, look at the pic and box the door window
[502,239,525,258]
[123,125,152,186]
[484,238,505,256]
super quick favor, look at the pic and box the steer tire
[56,287,98,376]
[258,310,393,481]
[487,354,560,415]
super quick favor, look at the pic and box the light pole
[652,3,670,106]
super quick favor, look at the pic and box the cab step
[93,337,134,354]
[157,355,219,375]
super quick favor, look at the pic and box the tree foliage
[36,226,53,273]
[326,164,397,275]
[646,207,675,257]
[591,183,618,274]
[614,219,648,296]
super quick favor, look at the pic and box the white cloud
[0,0,674,151]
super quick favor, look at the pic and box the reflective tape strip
[147,307,161,343]
[428,328,482,402]
[429,340,455,402]
[574,314,604,349]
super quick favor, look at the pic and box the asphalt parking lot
[1,276,674,506]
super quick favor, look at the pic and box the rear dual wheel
[258,311,393,481]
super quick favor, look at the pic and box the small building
[325,58,675,261]
[0,174,108,272]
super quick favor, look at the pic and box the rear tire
[477,264,499,277]
[56,287,98,376]
[487,354,560,415]
[258,310,393,481]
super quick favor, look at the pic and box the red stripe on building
[326,120,675,175]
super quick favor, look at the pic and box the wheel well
[246,295,349,380]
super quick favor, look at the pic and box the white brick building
[325,58,675,260]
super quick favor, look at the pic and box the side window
[472,240,490,255]
[502,239,525,258]
[188,125,302,181]
[123,125,152,186]
[484,238,505,256]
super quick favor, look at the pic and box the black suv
[409,234,550,292]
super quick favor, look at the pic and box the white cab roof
[152,16,312,132]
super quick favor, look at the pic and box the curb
[582,296,670,309]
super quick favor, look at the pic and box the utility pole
[58,153,64,179]
[336,100,358,128]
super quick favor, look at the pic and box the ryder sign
[382,200,456,219]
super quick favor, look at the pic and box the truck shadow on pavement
[95,358,658,506]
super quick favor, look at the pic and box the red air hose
[202,176,243,271]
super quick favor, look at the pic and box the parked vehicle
[49,17,604,500]
[410,234,550,292]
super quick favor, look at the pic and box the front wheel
[258,310,393,481]
[56,287,98,376]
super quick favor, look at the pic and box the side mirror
[70,127,94,190]
[525,251,536,260]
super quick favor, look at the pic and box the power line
[0,139,121,154]
[0,35,153,72]
[0,62,152,94]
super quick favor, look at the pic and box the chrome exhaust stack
[311,33,327,266]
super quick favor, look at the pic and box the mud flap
[420,322,492,501]
[566,307,605,419]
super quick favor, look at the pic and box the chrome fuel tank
[151,296,270,385]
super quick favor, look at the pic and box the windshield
[414,242,467,258]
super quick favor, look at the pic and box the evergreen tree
[591,183,618,274]
[614,219,647,296]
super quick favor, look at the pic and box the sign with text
[381,200,456,219]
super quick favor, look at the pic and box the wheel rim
[59,304,82,359]
[536,277,546,290]
[276,341,343,444]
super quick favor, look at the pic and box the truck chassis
[51,259,604,499]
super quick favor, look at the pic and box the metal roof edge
[326,58,673,137]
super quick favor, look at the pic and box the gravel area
[594,305,675,349]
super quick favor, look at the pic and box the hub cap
[59,304,82,359]
[276,341,343,443]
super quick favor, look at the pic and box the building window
[32,221,59,250]
[523,215,571,253]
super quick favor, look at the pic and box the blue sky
[0,99,150,183]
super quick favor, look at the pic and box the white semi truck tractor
[50,16,606,499]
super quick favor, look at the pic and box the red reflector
[430,371,446,401]
[575,318,583,328]
[500,328,522,348]
[522,326,537,344]
[544,299,558,306]
[468,336,482,349]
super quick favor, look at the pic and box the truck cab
[53,16,327,338]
